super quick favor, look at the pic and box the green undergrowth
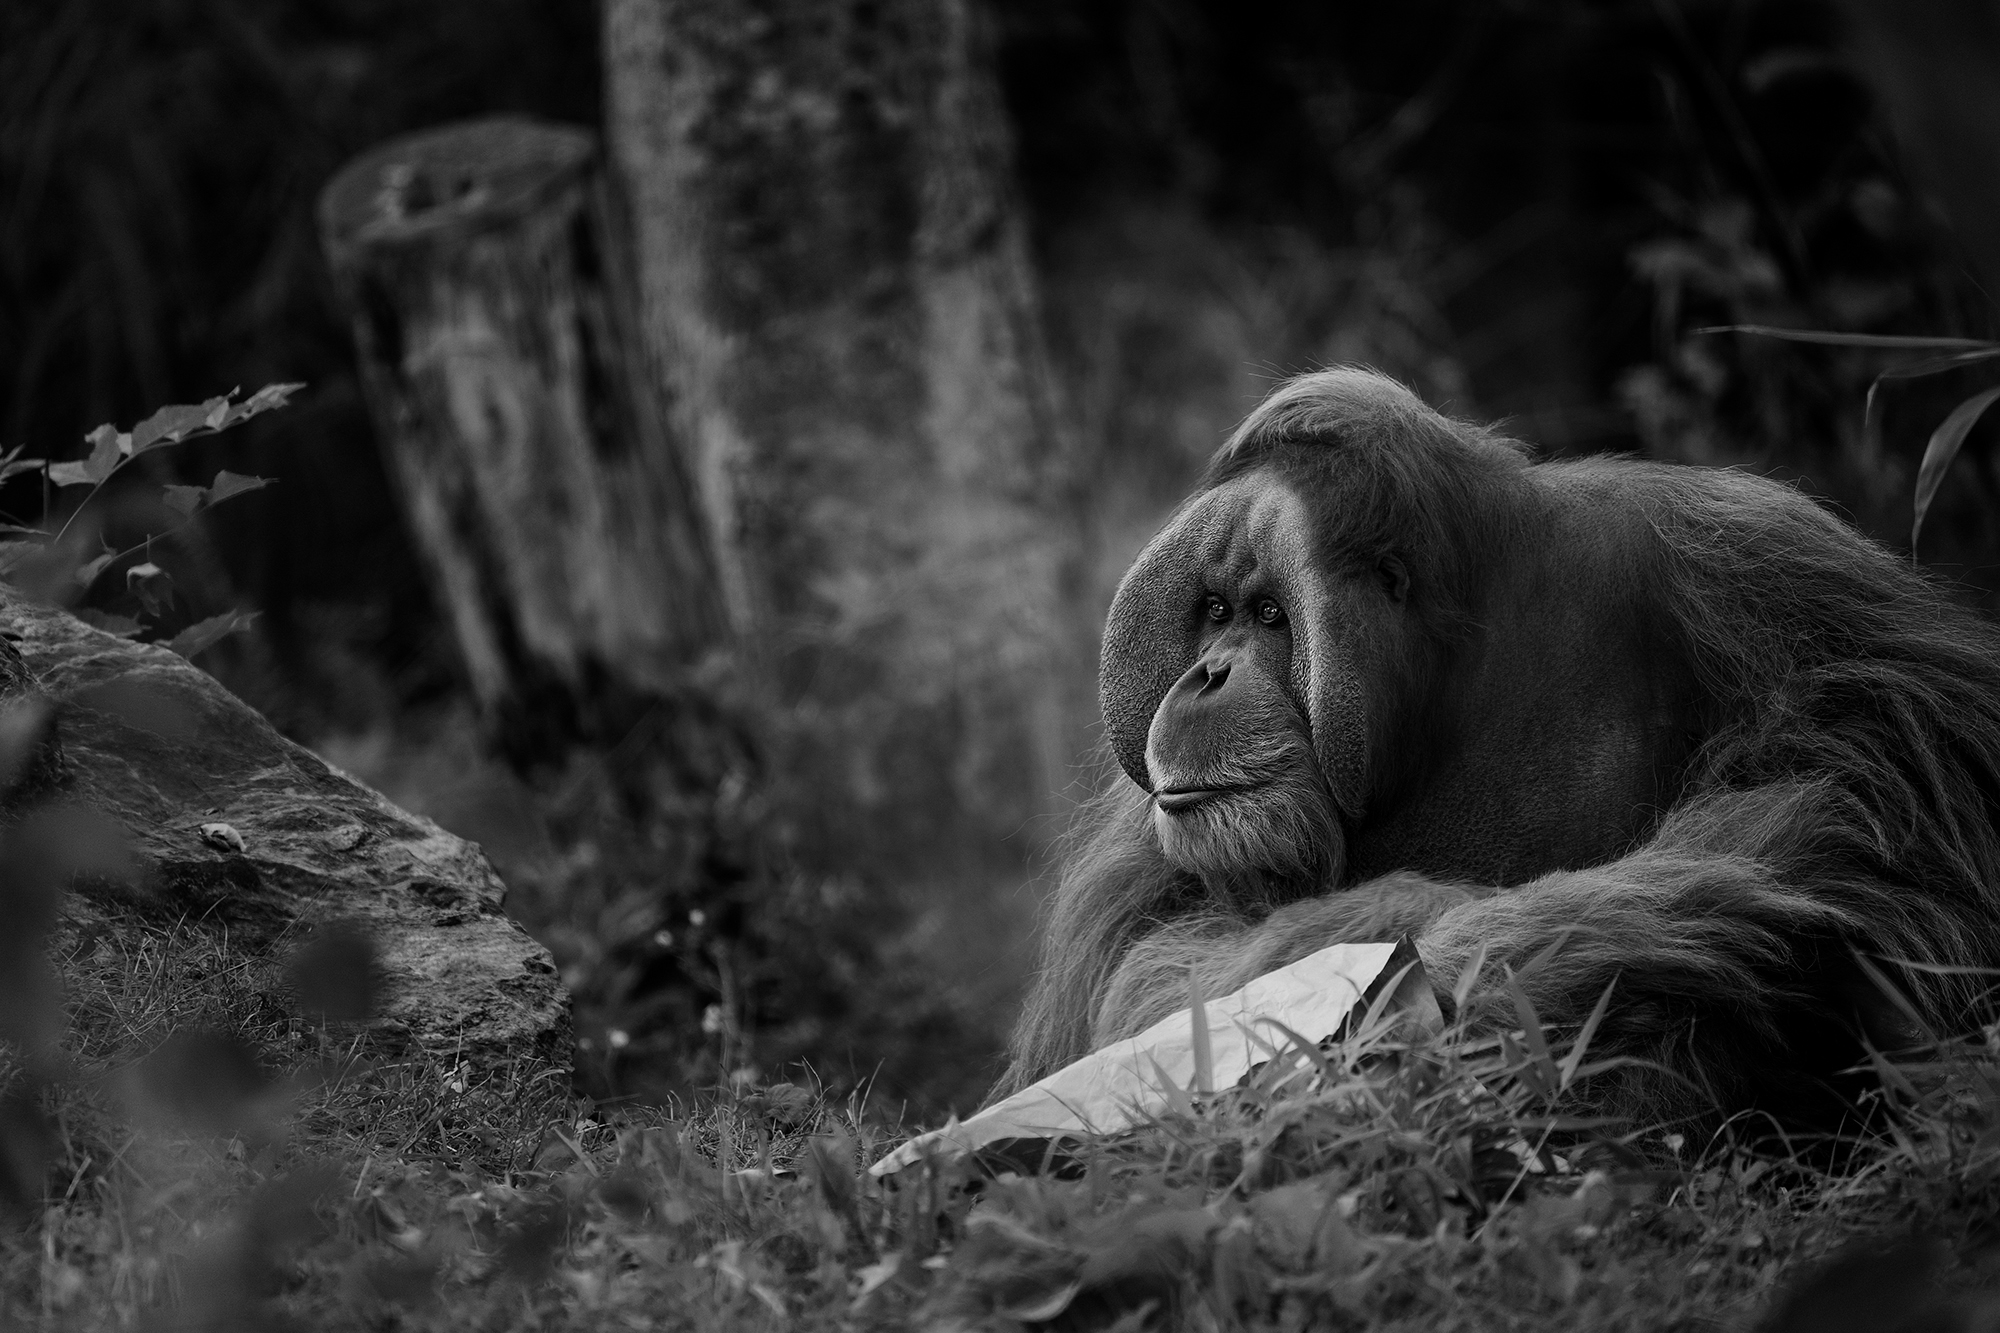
[309,702,1018,1124]
[10,898,2000,1332]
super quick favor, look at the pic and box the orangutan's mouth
[1154,785,1258,813]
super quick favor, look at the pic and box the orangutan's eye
[1205,597,1228,622]
[1256,599,1286,626]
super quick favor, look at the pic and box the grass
[8,882,2000,1333]
[3,736,1997,1330]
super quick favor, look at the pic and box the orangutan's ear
[1378,555,1410,604]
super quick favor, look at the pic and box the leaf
[161,485,207,517]
[1453,941,1491,1016]
[1698,324,2000,350]
[997,1277,1083,1322]
[73,548,118,588]
[206,471,274,506]
[166,609,259,659]
[1187,967,1214,1096]
[213,382,304,431]
[0,457,46,484]
[82,425,122,482]
[1913,385,2000,552]
[129,402,217,453]
[45,462,95,487]
[239,382,304,415]
[1862,350,2000,459]
[116,383,300,460]
[850,1252,903,1310]
[1504,972,1561,1100]
[1145,1055,1199,1120]
[127,562,174,619]
[1252,1016,1338,1087]
[1559,975,1618,1092]
[1872,347,2000,382]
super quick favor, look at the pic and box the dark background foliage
[4,0,1993,1115]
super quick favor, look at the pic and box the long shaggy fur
[1002,367,2000,1128]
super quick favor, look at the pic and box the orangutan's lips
[1155,785,1254,813]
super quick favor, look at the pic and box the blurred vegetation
[6,0,2000,1121]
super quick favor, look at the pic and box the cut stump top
[319,117,596,254]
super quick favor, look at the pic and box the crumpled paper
[872,938,1441,1177]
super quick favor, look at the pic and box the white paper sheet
[872,938,1439,1177]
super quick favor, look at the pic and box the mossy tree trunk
[601,0,1078,895]
[319,118,727,758]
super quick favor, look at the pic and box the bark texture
[319,117,724,754]
[602,1,1074,877]
[3,586,568,1061]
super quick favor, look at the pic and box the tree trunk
[601,1,1077,893]
[318,117,725,757]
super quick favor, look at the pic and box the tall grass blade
[1912,385,2000,553]
[1858,352,2000,463]
[1558,975,1617,1092]
[1253,1017,1338,1088]
[1354,961,1422,1044]
[1451,941,1490,1016]
[1187,966,1214,1097]
[1697,325,1999,350]
[1146,1055,1199,1119]
[1502,971,1560,1097]
[1851,952,1941,1052]
[1873,347,2000,381]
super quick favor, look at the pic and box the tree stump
[318,118,725,756]
[601,0,1081,913]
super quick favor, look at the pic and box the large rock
[3,587,569,1064]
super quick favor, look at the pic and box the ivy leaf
[206,471,274,506]
[167,609,259,659]
[82,425,124,482]
[160,472,275,520]
[127,562,174,619]
[161,485,207,517]
[237,382,303,417]
[1913,385,2000,553]
[208,383,302,431]
[130,402,220,453]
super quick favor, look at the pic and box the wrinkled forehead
[1145,473,1315,586]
